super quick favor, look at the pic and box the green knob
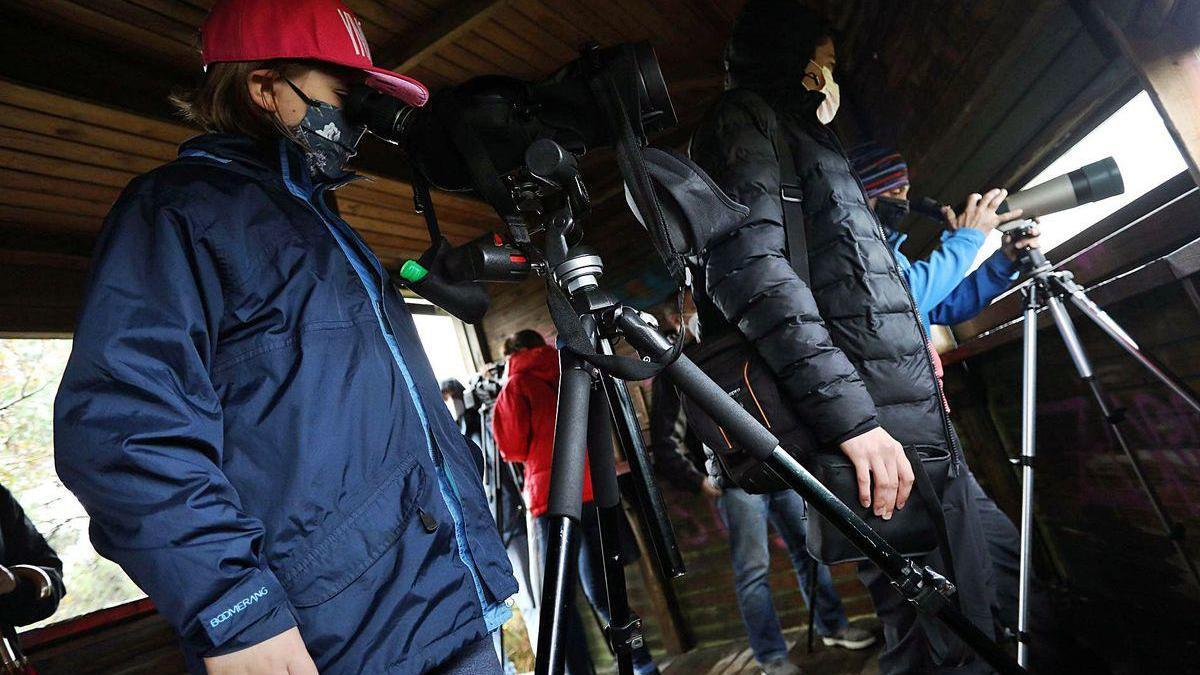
[399,259,428,283]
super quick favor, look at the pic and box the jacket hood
[506,345,559,385]
[727,0,833,95]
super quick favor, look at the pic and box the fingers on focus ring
[990,188,1008,210]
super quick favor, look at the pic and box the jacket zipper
[304,182,508,627]
[312,184,396,335]
[822,125,963,470]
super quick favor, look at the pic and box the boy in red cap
[54,2,517,673]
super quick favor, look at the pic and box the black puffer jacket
[689,59,955,462]
[0,485,65,628]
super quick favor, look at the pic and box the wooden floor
[651,619,882,675]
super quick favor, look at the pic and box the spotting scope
[997,156,1124,231]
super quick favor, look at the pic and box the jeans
[859,466,998,674]
[717,487,849,665]
[506,527,540,647]
[536,505,658,675]
[492,527,538,674]
[963,470,1021,630]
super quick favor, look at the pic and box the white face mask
[809,60,840,125]
[685,312,702,343]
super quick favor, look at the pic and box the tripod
[528,173,1026,675]
[1014,244,1200,667]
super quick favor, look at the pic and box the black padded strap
[747,93,810,285]
[770,126,810,285]
[410,172,444,247]
[905,446,961,608]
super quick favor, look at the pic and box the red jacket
[492,345,593,516]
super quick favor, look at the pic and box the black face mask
[875,196,910,231]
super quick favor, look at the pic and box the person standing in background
[492,330,662,675]
[0,485,65,674]
[690,2,1012,671]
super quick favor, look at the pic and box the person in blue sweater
[848,143,1041,338]
[850,143,1051,653]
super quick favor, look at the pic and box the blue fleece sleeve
[928,249,1019,326]
[54,186,297,656]
[903,228,987,317]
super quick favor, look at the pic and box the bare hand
[701,476,723,498]
[204,627,318,675]
[942,188,1024,235]
[1001,225,1041,261]
[838,427,915,519]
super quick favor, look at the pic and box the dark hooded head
[727,0,834,92]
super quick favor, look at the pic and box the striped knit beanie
[848,142,909,199]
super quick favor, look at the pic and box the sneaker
[760,658,802,675]
[821,624,877,650]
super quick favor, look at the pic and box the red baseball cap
[201,0,429,107]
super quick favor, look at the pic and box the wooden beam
[0,222,97,257]
[0,248,89,270]
[943,235,1200,364]
[0,20,431,187]
[375,0,514,73]
[1097,0,1200,186]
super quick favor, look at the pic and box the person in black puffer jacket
[690,1,1003,672]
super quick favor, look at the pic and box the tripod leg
[1045,294,1200,590]
[614,308,1026,675]
[586,379,639,675]
[596,347,686,579]
[1017,286,1039,667]
[1060,279,1200,416]
[536,345,594,675]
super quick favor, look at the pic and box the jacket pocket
[278,457,428,607]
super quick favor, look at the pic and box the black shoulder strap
[753,95,810,285]
[904,446,961,608]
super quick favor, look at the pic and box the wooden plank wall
[25,608,186,675]
[0,79,496,334]
[944,276,1200,672]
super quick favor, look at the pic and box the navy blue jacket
[54,134,517,674]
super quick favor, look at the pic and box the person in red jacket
[492,330,659,675]
[492,330,593,517]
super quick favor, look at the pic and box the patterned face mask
[284,78,367,180]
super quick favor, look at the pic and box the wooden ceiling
[0,0,1145,333]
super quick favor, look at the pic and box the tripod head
[1016,245,1052,276]
[1009,222,1052,277]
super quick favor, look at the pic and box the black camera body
[346,42,676,196]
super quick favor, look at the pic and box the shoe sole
[821,634,878,650]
